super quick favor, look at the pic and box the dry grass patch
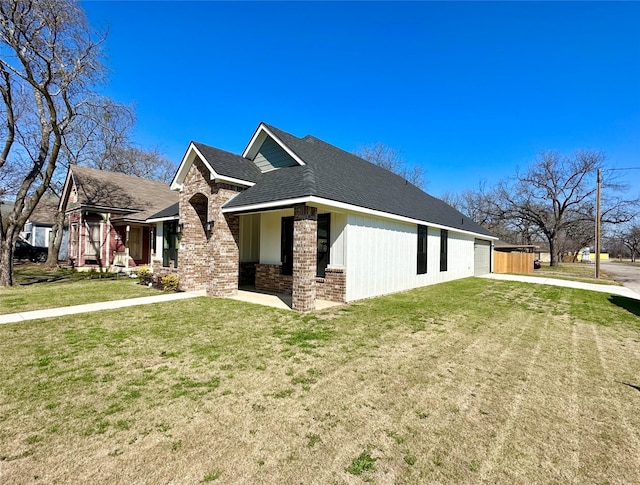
[1,278,639,484]
[534,262,619,285]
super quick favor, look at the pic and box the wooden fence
[493,251,534,274]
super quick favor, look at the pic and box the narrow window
[417,225,427,274]
[281,216,294,275]
[440,229,448,272]
[317,214,330,277]
[163,220,178,268]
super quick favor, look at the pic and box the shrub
[136,266,153,285]
[161,274,180,292]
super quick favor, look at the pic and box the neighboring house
[1,196,69,260]
[59,165,178,270]
[166,122,496,311]
[21,196,69,260]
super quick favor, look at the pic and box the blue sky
[81,1,640,197]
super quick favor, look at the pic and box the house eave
[146,215,179,223]
[223,195,497,240]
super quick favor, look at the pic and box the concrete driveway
[602,260,640,294]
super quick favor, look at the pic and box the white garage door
[474,239,491,275]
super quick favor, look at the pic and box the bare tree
[0,0,105,285]
[621,225,640,262]
[354,142,426,189]
[43,100,174,267]
[496,150,637,266]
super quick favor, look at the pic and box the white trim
[222,195,498,240]
[242,123,306,167]
[146,215,179,223]
[170,142,256,191]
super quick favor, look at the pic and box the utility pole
[595,168,601,279]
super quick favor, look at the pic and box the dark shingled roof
[69,165,178,222]
[148,202,179,220]
[220,125,493,238]
[192,142,262,184]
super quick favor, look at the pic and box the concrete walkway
[0,289,341,325]
[228,290,342,311]
[480,273,640,300]
[0,290,206,325]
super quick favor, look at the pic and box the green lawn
[1,266,162,314]
[1,278,639,484]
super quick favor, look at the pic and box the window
[281,214,330,277]
[440,229,448,272]
[163,221,178,268]
[317,214,330,277]
[417,225,427,274]
[281,216,294,275]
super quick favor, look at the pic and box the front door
[129,227,143,261]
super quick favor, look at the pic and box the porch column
[292,205,317,312]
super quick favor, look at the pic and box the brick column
[208,187,240,297]
[292,205,317,312]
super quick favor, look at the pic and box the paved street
[601,260,640,295]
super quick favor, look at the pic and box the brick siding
[292,205,317,312]
[177,156,241,295]
[315,267,346,303]
[255,264,293,294]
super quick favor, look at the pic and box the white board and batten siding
[344,213,476,302]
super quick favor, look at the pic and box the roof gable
[253,136,299,171]
[171,142,260,190]
[243,123,306,169]
[62,165,178,222]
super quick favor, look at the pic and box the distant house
[21,196,69,260]
[1,196,69,260]
[59,166,178,270]
[167,123,496,311]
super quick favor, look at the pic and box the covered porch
[234,204,347,312]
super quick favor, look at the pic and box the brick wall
[255,264,292,294]
[177,156,241,295]
[152,260,179,289]
[292,205,317,312]
[315,267,346,302]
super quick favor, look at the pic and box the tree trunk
[548,235,558,267]
[0,238,15,286]
[45,209,66,268]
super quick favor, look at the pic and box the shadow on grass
[608,295,640,317]
[616,381,640,393]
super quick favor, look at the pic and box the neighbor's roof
[203,123,493,238]
[65,165,178,223]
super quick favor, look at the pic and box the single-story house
[20,195,69,260]
[59,165,179,270]
[165,122,496,311]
